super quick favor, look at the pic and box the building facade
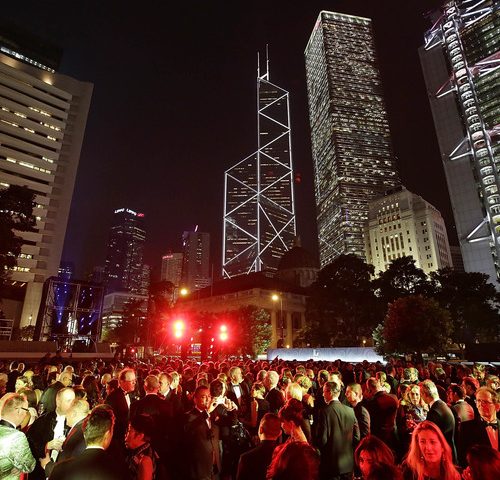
[305,11,400,267]
[181,230,211,292]
[161,252,183,285]
[177,272,307,349]
[101,291,148,335]
[223,58,296,278]
[365,187,453,275]
[0,28,93,330]
[104,208,146,294]
[419,1,500,286]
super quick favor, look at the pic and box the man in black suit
[420,379,457,462]
[263,370,285,414]
[345,383,370,439]
[315,380,360,480]
[183,385,221,480]
[41,398,90,477]
[130,374,171,460]
[105,367,136,445]
[226,366,251,419]
[39,371,73,414]
[49,405,130,480]
[27,387,75,480]
[364,377,399,451]
[459,386,499,466]
[236,413,281,480]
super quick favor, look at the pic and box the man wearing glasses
[0,393,36,478]
[459,386,499,466]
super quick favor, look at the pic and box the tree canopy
[0,185,36,289]
[301,254,382,347]
[378,295,452,357]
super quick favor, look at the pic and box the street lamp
[271,293,284,347]
[179,287,189,297]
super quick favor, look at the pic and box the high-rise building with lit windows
[0,26,93,332]
[181,229,211,292]
[305,11,400,267]
[104,208,146,294]
[419,0,500,286]
[223,58,296,278]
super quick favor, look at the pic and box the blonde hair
[404,421,460,480]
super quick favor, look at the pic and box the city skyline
[3,0,451,281]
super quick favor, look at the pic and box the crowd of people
[0,355,499,480]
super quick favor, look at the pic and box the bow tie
[482,420,498,430]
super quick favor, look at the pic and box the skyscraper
[365,186,453,275]
[222,55,296,278]
[161,252,183,286]
[419,1,500,285]
[305,11,400,267]
[181,229,210,292]
[0,25,93,330]
[104,208,146,294]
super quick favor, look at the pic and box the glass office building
[420,0,500,285]
[223,61,296,277]
[305,11,400,267]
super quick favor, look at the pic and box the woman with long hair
[397,383,428,454]
[401,421,461,480]
[266,441,319,480]
[463,445,500,480]
[278,398,311,444]
[354,435,396,479]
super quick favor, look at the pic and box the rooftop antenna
[257,51,260,79]
[266,44,270,81]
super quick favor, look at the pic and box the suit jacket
[427,399,457,462]
[39,382,64,414]
[265,387,285,414]
[183,408,220,480]
[0,421,36,479]
[226,382,251,419]
[49,447,131,480]
[352,403,370,439]
[27,411,69,480]
[365,391,399,450]
[459,417,500,466]
[236,439,277,480]
[315,400,360,478]
[130,393,171,455]
[105,387,129,443]
[44,418,87,477]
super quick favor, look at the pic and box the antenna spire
[257,51,260,78]
[266,44,270,80]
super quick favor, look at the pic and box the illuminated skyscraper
[223,56,296,278]
[305,11,400,267]
[0,25,93,330]
[161,252,183,286]
[181,229,211,291]
[104,208,146,294]
[419,0,500,285]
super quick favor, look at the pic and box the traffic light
[219,324,228,342]
[173,319,186,339]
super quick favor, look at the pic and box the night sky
[4,0,451,281]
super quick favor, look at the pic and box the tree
[0,185,36,289]
[430,268,500,351]
[113,299,147,345]
[146,280,175,349]
[231,306,272,357]
[379,295,452,358]
[373,256,433,309]
[301,255,383,347]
